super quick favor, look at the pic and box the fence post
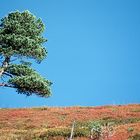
[69,120,75,140]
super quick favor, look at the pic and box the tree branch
[0,83,15,88]
[3,72,13,78]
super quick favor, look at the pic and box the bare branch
[0,76,6,82]
[3,72,13,78]
[0,83,15,88]
[11,58,18,62]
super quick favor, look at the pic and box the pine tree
[0,10,52,97]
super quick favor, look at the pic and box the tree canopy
[0,10,52,97]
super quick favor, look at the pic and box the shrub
[127,127,134,132]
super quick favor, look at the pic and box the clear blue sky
[0,0,140,108]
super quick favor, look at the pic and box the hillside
[0,104,140,140]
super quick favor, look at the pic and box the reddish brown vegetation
[0,104,139,139]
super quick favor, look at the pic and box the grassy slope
[0,104,140,140]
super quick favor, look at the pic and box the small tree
[0,10,52,97]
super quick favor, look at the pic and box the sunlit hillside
[0,104,140,140]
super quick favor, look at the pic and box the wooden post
[69,120,75,140]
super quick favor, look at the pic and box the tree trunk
[0,68,4,77]
[0,57,10,77]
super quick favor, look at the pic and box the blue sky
[0,0,140,108]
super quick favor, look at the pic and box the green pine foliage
[0,11,52,97]
[0,10,47,61]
